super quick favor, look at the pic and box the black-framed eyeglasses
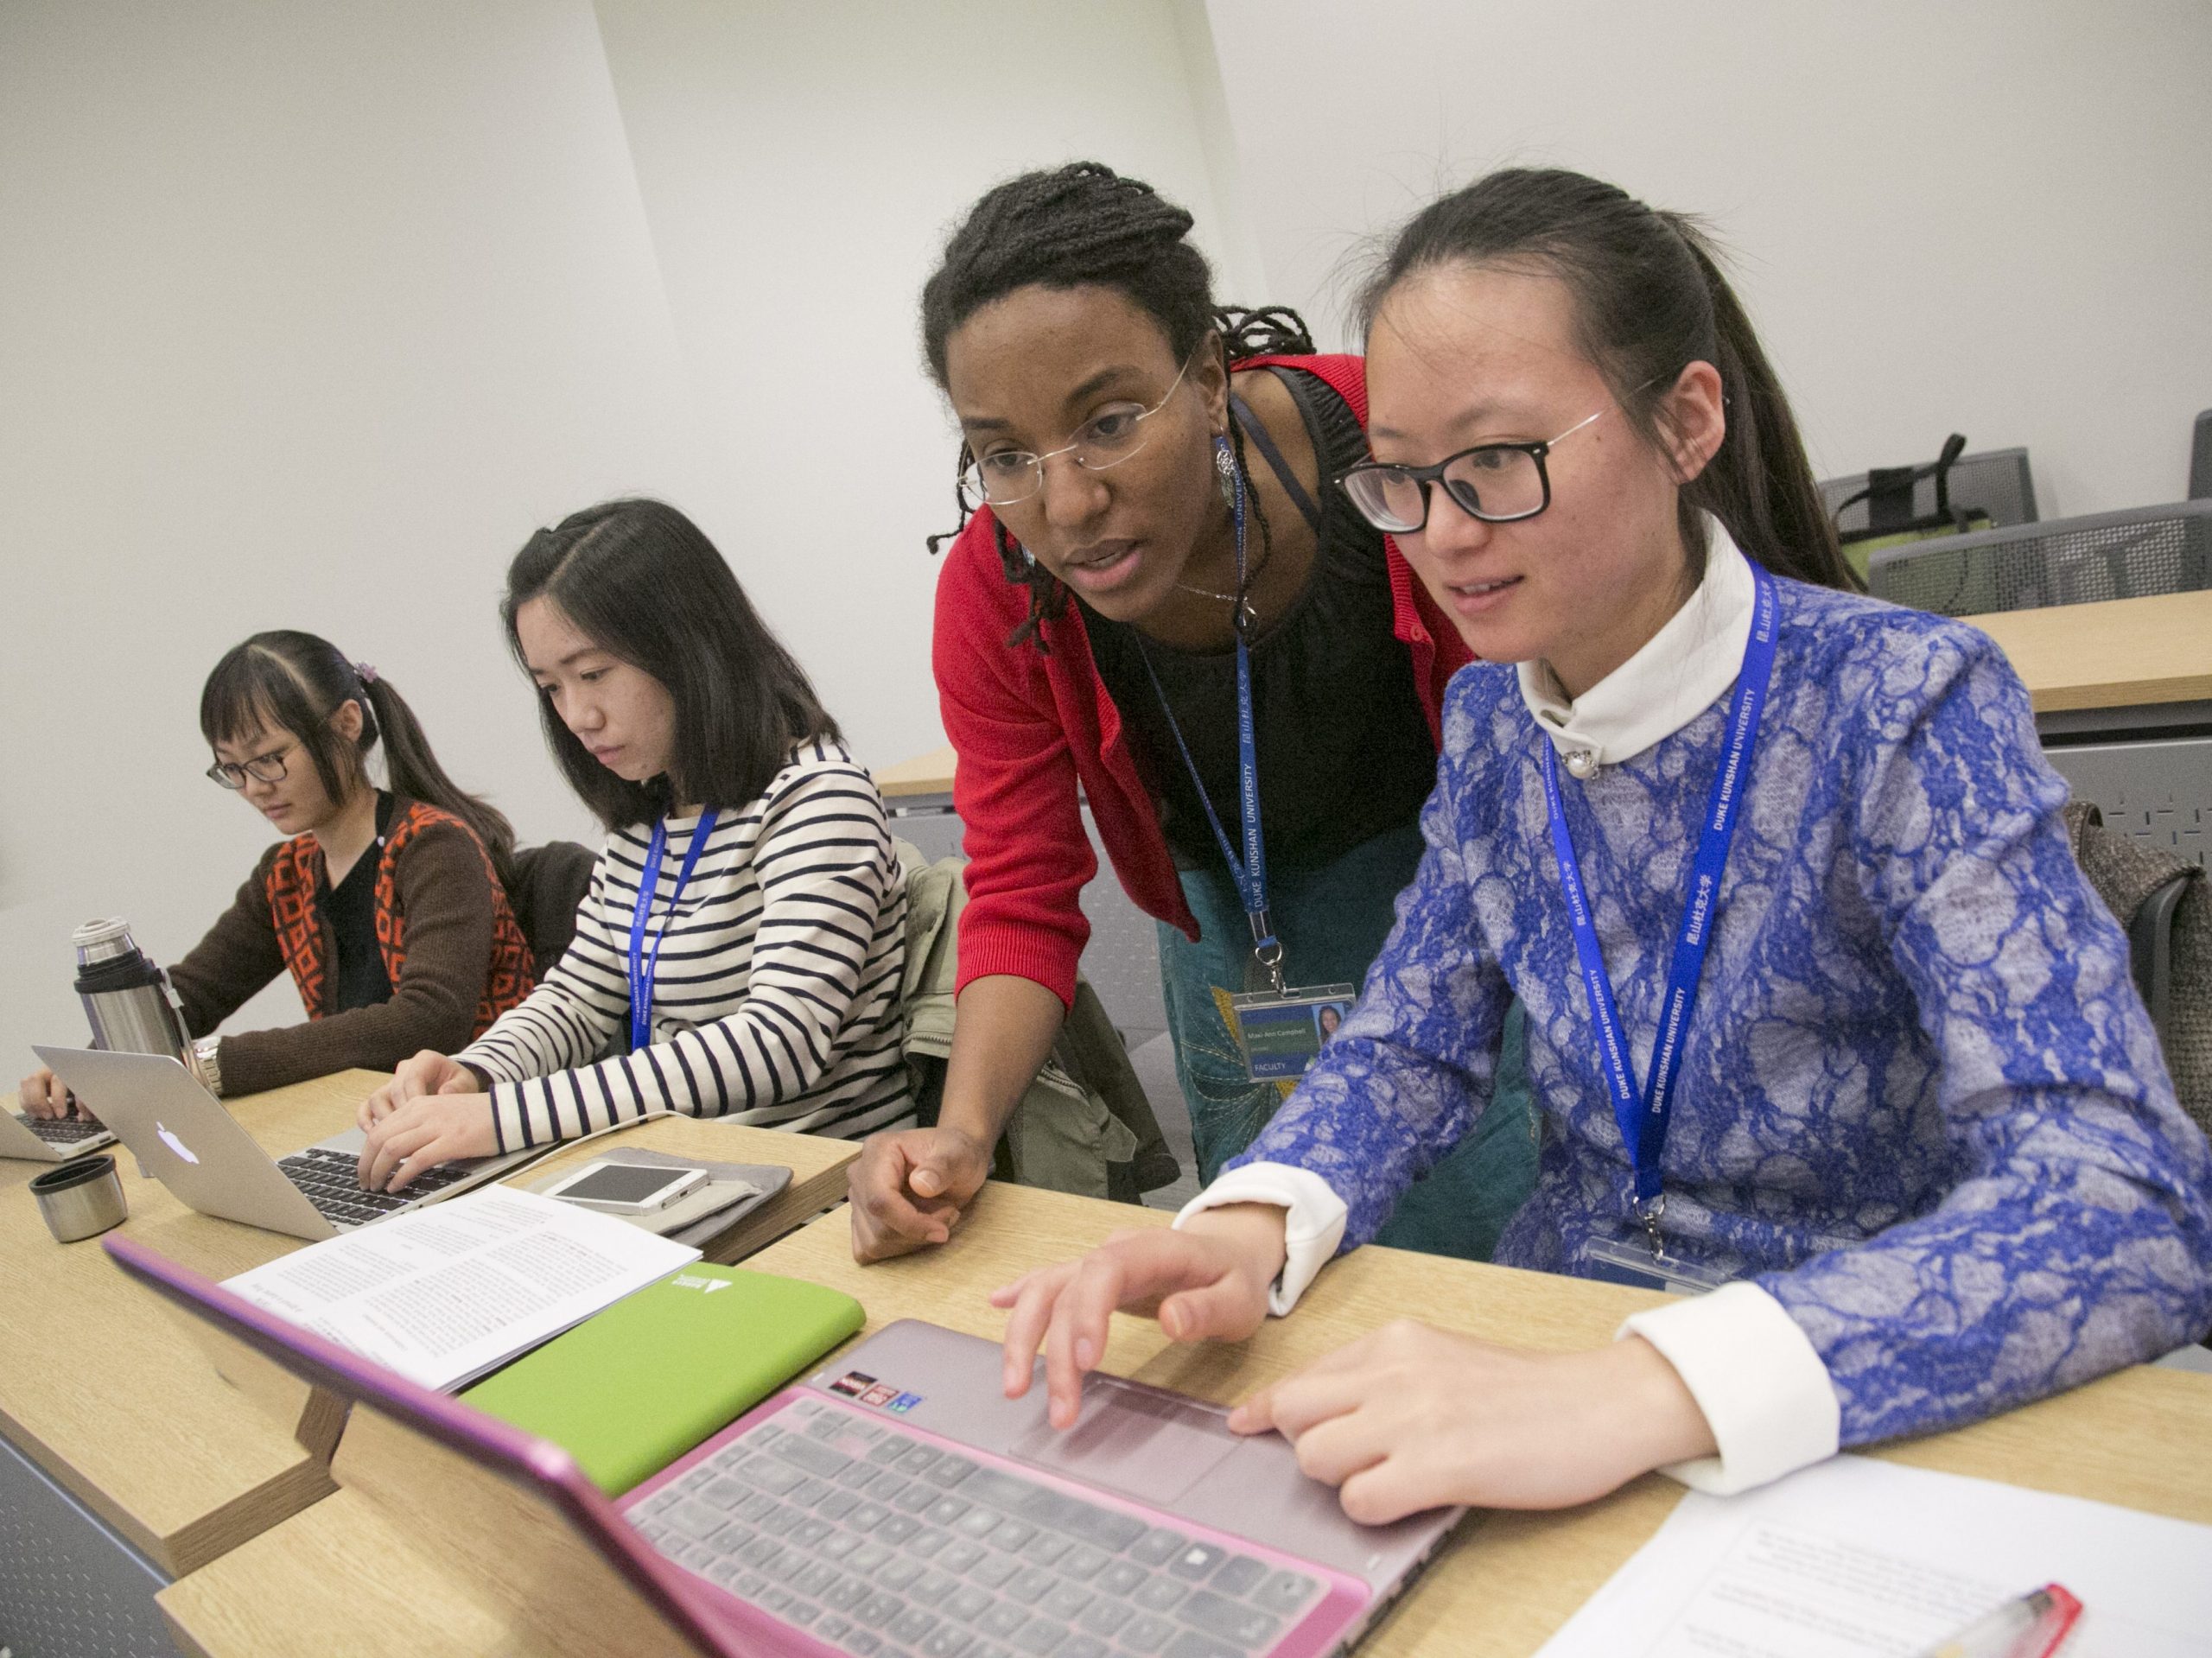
[207,743,294,790]
[1336,406,1611,534]
[958,352,1197,511]
[1336,375,1670,534]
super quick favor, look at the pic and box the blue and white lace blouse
[1180,520,2212,1494]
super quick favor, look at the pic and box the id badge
[1227,984,1359,1082]
[1580,1234,1733,1296]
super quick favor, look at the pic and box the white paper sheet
[1537,1455,2212,1657]
[223,1185,699,1390]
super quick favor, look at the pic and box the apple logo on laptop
[155,1121,200,1164]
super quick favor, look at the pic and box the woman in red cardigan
[848,163,1535,1262]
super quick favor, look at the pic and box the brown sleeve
[167,849,287,1040]
[213,823,498,1097]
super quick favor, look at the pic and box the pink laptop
[107,1235,1461,1658]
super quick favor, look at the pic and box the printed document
[1538,1454,2212,1657]
[223,1185,699,1390]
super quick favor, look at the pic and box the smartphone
[540,1159,710,1214]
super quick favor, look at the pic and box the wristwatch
[192,1036,224,1098]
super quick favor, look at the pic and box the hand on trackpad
[1013,1374,1243,1507]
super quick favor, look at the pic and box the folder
[461,1264,864,1493]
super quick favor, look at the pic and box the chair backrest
[1821,445,2038,538]
[2191,410,2212,500]
[2063,802,2212,1141]
[1867,499,2212,617]
[508,840,599,978]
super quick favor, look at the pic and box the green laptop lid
[461,1264,863,1494]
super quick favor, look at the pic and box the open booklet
[222,1185,701,1391]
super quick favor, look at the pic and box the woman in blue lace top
[994,167,2212,1517]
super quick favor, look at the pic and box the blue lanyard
[626,809,718,1052]
[1135,446,1282,989]
[1541,562,1778,1239]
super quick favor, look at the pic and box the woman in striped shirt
[357,499,911,1191]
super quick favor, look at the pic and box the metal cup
[29,1153,129,1244]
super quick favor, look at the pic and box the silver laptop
[620,1318,1465,1657]
[0,1099,117,1163]
[35,1045,534,1241]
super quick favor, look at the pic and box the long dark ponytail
[199,632,518,890]
[1358,168,1853,592]
[920,161,1319,650]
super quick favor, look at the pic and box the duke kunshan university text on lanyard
[1548,562,1778,1294]
[1136,440,1356,1084]
[626,810,720,1054]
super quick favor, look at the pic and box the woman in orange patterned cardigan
[19,631,534,1111]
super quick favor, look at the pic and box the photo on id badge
[1229,986,1357,1081]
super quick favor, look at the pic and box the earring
[1213,433,1239,510]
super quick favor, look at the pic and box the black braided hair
[920,161,1314,651]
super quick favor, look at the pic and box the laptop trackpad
[1012,1374,1240,1508]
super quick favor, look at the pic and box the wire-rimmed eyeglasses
[959,353,1197,510]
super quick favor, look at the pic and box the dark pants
[1154,820,1538,1262]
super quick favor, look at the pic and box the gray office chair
[507,839,598,977]
[2064,802,2209,1142]
[1868,499,2212,617]
[2190,410,2212,500]
[1820,445,2038,539]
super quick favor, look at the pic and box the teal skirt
[1155,820,1538,1261]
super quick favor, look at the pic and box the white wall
[0,0,702,1069]
[0,0,1249,1077]
[1201,0,2212,518]
[7,0,2202,1083]
[588,0,1259,773]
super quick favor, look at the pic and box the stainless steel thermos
[71,917,195,1067]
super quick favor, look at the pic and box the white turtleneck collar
[1516,514,1756,777]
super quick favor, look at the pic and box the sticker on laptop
[828,1371,876,1398]
[887,1392,923,1414]
[860,1383,898,1407]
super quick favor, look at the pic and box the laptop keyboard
[276,1144,469,1228]
[19,1113,109,1145]
[628,1394,1325,1658]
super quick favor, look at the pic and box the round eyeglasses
[960,353,1195,510]
[1336,379,1662,534]
[206,744,294,790]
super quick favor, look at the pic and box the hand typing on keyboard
[357,1083,496,1192]
[994,1204,1720,1524]
[16,1065,96,1123]
[990,1209,1285,1428]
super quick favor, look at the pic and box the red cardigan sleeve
[932,522,1096,1008]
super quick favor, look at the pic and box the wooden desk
[874,742,957,800]
[0,1071,365,1578]
[1967,588,2212,716]
[0,1070,859,1584]
[158,1185,2212,1658]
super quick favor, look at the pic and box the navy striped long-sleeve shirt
[459,739,912,1147]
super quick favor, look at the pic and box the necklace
[1176,506,1273,613]
[1177,587,1258,630]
